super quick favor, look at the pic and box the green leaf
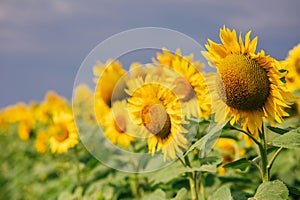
[171,188,187,200]
[185,126,222,155]
[142,189,167,200]
[267,126,290,135]
[249,180,289,200]
[271,128,300,149]
[146,161,186,184]
[212,184,233,200]
[223,158,251,171]
[185,165,217,173]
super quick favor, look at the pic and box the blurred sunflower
[129,62,148,79]
[93,60,127,123]
[202,26,291,135]
[0,111,7,132]
[18,119,33,141]
[34,130,49,154]
[153,48,211,119]
[2,103,29,124]
[103,100,136,147]
[49,112,78,154]
[214,138,245,175]
[35,91,69,124]
[127,75,188,160]
[73,84,96,125]
[285,43,300,92]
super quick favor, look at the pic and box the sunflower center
[173,77,195,102]
[217,54,270,111]
[114,114,127,133]
[141,104,171,139]
[54,124,69,142]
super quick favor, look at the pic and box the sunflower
[3,103,29,124]
[18,120,32,141]
[0,111,7,132]
[285,43,300,92]
[94,60,127,123]
[102,100,136,147]
[214,138,245,175]
[34,91,69,125]
[73,84,96,125]
[153,48,211,119]
[129,62,148,79]
[126,75,188,160]
[202,26,291,135]
[34,130,49,154]
[49,112,78,154]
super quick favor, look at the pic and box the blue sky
[0,0,299,107]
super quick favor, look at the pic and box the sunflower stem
[184,155,198,200]
[130,144,141,199]
[258,126,269,182]
[74,146,82,187]
[267,147,283,180]
[132,172,141,199]
[230,125,260,146]
[199,172,206,200]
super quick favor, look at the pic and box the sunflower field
[1,26,300,200]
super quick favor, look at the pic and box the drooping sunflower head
[202,26,291,135]
[94,60,127,123]
[49,111,78,154]
[103,100,136,147]
[126,75,188,160]
[151,48,211,119]
[285,43,300,92]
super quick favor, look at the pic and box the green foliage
[1,117,300,199]
[271,127,300,149]
[267,126,291,135]
[249,180,289,200]
[223,158,251,171]
[212,184,233,200]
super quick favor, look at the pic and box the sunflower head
[152,48,211,119]
[73,84,96,125]
[103,100,136,147]
[202,26,291,135]
[216,54,270,111]
[18,120,32,141]
[127,75,188,160]
[94,60,127,107]
[285,43,300,91]
[94,60,128,124]
[35,131,49,154]
[49,112,78,154]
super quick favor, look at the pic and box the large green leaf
[249,180,289,200]
[271,128,300,149]
[212,184,233,200]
